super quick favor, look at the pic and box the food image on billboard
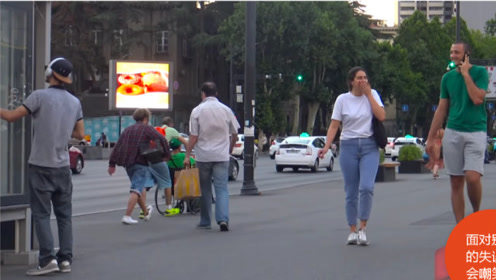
[114,61,170,109]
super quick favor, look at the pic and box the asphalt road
[71,154,344,216]
[3,156,496,280]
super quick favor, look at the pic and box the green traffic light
[296,74,303,81]
[446,61,456,71]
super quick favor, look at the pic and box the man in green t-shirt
[426,41,489,224]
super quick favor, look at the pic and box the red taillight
[271,141,275,145]
[235,143,242,148]
[305,147,312,155]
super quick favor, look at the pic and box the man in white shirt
[185,82,239,231]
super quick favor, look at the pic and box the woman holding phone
[319,66,385,246]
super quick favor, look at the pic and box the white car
[275,136,334,172]
[390,137,425,161]
[384,137,396,156]
[232,134,259,159]
[269,137,286,159]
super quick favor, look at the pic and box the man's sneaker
[144,205,153,221]
[26,259,59,276]
[138,210,145,219]
[357,229,369,246]
[346,232,358,245]
[219,221,229,232]
[58,260,71,273]
[121,215,138,225]
[196,223,212,230]
[164,208,180,217]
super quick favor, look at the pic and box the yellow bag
[174,168,201,200]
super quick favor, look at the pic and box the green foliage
[485,13,496,36]
[217,2,377,135]
[471,30,496,59]
[379,149,385,164]
[398,145,423,161]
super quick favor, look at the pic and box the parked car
[269,137,286,159]
[390,137,425,161]
[228,155,239,181]
[275,136,334,173]
[384,137,396,156]
[232,134,259,159]
[69,146,84,174]
[68,138,89,146]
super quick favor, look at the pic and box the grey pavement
[2,162,496,280]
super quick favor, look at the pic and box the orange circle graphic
[445,209,496,280]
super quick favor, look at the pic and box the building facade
[398,1,455,25]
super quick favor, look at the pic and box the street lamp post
[456,1,460,41]
[240,1,259,195]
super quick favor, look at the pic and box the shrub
[398,145,423,161]
[379,149,385,164]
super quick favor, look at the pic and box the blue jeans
[196,161,229,226]
[149,161,172,189]
[339,137,379,226]
[125,164,153,195]
[28,164,73,267]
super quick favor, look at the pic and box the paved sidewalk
[2,163,496,280]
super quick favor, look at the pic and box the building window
[113,29,124,47]
[64,25,73,46]
[91,29,102,46]
[155,30,168,54]
[0,2,32,201]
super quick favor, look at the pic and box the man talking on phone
[426,41,489,223]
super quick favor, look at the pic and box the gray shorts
[442,128,486,176]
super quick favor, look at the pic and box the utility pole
[456,1,460,41]
[240,1,259,195]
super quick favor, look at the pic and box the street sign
[402,104,409,112]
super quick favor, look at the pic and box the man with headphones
[0,57,84,275]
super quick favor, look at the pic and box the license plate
[287,149,299,153]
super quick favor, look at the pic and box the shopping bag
[174,168,201,200]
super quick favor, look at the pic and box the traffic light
[296,74,303,82]
[446,61,456,71]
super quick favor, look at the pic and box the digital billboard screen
[109,60,172,110]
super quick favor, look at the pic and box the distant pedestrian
[162,116,188,147]
[184,81,240,231]
[318,66,385,246]
[0,57,84,275]
[431,128,445,179]
[96,131,107,147]
[426,41,489,223]
[108,108,171,224]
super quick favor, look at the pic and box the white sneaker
[346,232,358,245]
[121,215,138,224]
[358,229,369,246]
[26,259,59,275]
[144,205,153,221]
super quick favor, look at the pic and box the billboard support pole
[118,110,122,137]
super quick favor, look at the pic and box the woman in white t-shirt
[319,66,385,246]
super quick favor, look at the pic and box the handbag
[174,168,201,200]
[139,138,164,164]
[372,116,387,149]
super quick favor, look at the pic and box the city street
[71,155,344,216]
[2,155,496,279]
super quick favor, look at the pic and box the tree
[217,2,377,136]
[485,13,496,36]
[393,11,452,135]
